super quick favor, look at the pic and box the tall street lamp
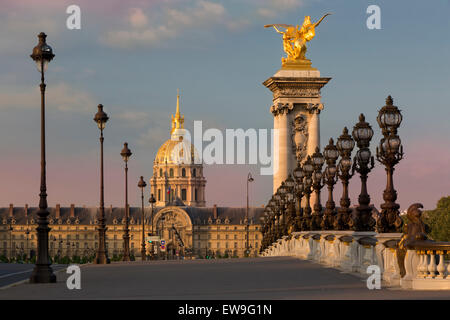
[148,194,156,258]
[273,191,282,240]
[376,96,404,233]
[334,127,355,230]
[284,175,296,234]
[293,164,305,232]
[322,138,339,230]
[278,182,288,236]
[245,172,254,257]
[94,104,110,264]
[138,176,147,261]
[351,114,376,231]
[301,156,314,231]
[29,32,56,283]
[121,142,132,261]
[310,147,325,230]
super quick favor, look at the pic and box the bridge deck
[0,257,449,299]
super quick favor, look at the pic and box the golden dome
[154,91,200,165]
[154,136,200,165]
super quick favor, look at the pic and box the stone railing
[402,241,450,290]
[261,231,450,290]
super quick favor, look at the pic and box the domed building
[0,92,265,261]
[150,92,206,207]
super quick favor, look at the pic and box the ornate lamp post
[278,182,288,236]
[138,176,147,261]
[245,173,254,257]
[29,32,56,283]
[8,222,13,262]
[301,156,314,230]
[322,138,339,230]
[148,193,156,259]
[273,191,282,240]
[25,226,30,261]
[284,175,296,234]
[121,142,132,261]
[270,207,276,244]
[351,114,376,231]
[310,147,325,230]
[293,164,305,232]
[376,96,404,233]
[94,104,110,264]
[334,127,355,230]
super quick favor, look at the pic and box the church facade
[0,93,263,260]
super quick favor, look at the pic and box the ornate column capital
[306,103,324,114]
[271,103,294,116]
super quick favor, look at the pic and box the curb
[0,265,68,290]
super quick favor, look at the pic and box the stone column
[264,69,330,193]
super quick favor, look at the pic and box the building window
[181,189,187,201]
[234,235,237,240]
[195,188,198,201]
[234,242,237,248]
[170,168,174,178]
[160,168,163,177]
[193,169,196,177]
[158,189,161,201]
[182,168,186,177]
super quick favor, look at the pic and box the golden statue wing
[264,24,294,29]
[312,13,332,28]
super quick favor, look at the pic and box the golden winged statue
[265,13,332,69]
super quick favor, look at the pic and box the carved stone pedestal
[263,68,331,194]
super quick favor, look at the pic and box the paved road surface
[0,257,449,299]
[0,264,67,288]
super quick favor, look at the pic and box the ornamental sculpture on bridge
[265,13,332,68]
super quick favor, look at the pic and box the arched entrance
[153,206,193,259]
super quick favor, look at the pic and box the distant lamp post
[322,138,339,230]
[278,182,288,236]
[138,176,147,261]
[121,142,132,261]
[351,114,376,231]
[29,32,56,283]
[25,226,30,261]
[293,164,305,232]
[148,193,156,258]
[310,147,325,230]
[245,173,254,257]
[94,104,110,264]
[334,127,355,230]
[376,96,404,233]
[301,156,314,230]
[8,223,13,262]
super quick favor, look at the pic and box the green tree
[423,196,450,241]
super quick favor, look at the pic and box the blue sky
[0,0,449,210]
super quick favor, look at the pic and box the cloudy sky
[0,0,449,210]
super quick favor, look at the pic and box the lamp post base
[94,252,110,264]
[29,264,56,283]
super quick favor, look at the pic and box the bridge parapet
[261,231,450,290]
